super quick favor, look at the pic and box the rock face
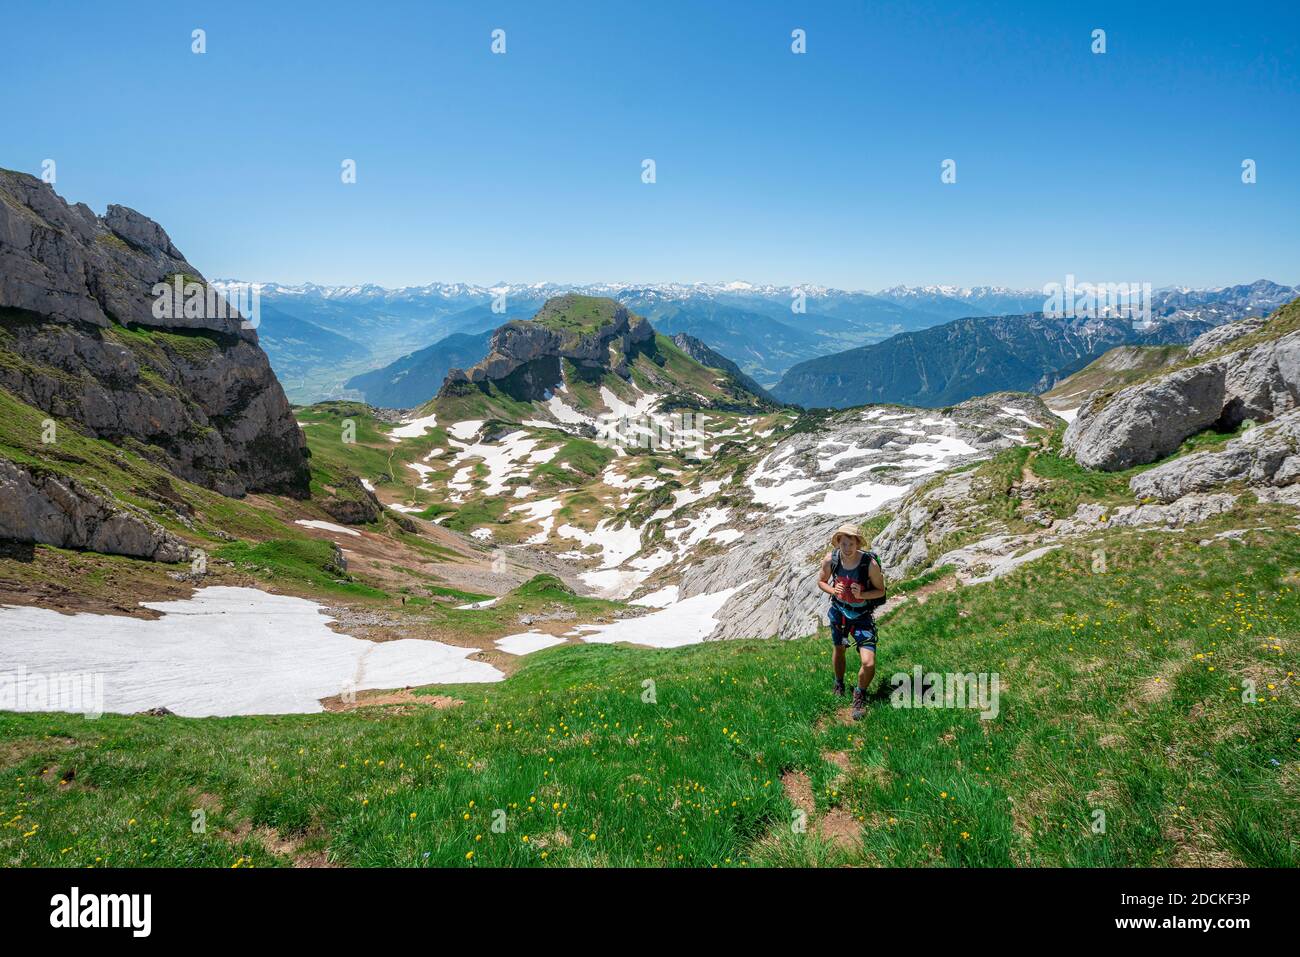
[0,457,190,562]
[681,514,843,641]
[440,295,654,401]
[1129,412,1300,503]
[872,469,982,578]
[0,170,309,497]
[1062,303,1300,471]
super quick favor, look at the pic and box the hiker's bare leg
[832,645,846,683]
[858,648,876,691]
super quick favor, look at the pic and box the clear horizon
[3,0,1298,290]
[211,276,1295,296]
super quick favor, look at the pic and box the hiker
[817,523,886,720]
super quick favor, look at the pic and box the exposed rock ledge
[1129,411,1300,503]
[0,170,310,497]
[1062,323,1300,471]
[1185,314,1271,359]
[0,457,190,562]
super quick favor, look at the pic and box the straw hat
[830,523,864,550]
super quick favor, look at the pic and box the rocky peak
[0,172,309,497]
[0,170,246,337]
[439,295,654,401]
[103,203,188,262]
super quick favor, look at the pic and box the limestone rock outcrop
[1129,412,1300,503]
[0,456,190,562]
[440,295,654,401]
[1185,314,1271,359]
[1062,302,1300,471]
[0,170,309,497]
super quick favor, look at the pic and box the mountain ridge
[771,312,1217,409]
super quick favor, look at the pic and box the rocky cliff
[0,170,309,498]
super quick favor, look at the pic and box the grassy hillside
[533,294,622,334]
[1042,345,1185,407]
[2,510,1294,867]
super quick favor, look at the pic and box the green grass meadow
[3,521,1295,868]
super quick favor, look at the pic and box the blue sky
[3,0,1297,289]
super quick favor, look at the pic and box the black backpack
[831,549,887,613]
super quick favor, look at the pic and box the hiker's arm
[856,559,886,600]
[816,555,837,596]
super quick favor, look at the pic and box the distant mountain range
[218,280,1068,400]
[219,278,1298,406]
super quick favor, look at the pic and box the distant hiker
[817,523,886,720]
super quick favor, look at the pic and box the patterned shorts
[828,606,877,651]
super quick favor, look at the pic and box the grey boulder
[1062,362,1226,470]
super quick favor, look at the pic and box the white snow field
[445,430,559,498]
[446,419,485,440]
[573,584,746,648]
[0,587,502,717]
[631,585,679,608]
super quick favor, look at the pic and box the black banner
[0,867,1284,942]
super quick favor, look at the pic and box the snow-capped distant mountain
[212,277,1296,405]
[874,285,1047,319]
[877,284,1038,300]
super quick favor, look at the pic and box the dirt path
[780,769,862,851]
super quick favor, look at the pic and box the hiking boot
[851,686,867,721]
[833,679,846,698]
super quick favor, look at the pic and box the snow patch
[447,419,485,440]
[0,587,502,717]
[295,520,361,538]
[631,585,679,608]
[388,412,439,441]
[574,585,745,648]
[495,631,568,656]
